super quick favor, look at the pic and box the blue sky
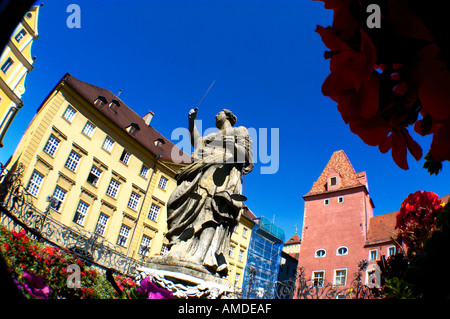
[1,0,447,241]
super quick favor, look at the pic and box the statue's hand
[188,108,198,120]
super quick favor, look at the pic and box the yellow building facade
[229,206,256,289]
[0,4,41,147]
[7,73,191,260]
[6,73,255,289]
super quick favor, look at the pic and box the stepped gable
[304,150,365,197]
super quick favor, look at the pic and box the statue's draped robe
[166,126,253,272]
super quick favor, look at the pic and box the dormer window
[330,177,337,186]
[154,138,165,149]
[109,99,120,112]
[94,96,107,107]
[126,123,140,136]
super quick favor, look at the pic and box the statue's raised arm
[165,108,253,276]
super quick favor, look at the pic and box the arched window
[315,249,326,258]
[337,246,348,256]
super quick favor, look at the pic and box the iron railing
[0,162,145,277]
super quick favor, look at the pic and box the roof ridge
[63,73,191,163]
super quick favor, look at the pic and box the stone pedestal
[137,256,234,299]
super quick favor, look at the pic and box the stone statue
[166,108,253,275]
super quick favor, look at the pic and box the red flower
[396,191,443,256]
[378,128,422,170]
[3,243,9,251]
[417,70,450,162]
[315,0,449,171]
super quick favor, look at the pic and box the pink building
[295,150,377,297]
[294,150,448,298]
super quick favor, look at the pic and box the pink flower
[137,277,173,299]
[15,270,50,299]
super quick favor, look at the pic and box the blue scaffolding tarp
[241,217,285,299]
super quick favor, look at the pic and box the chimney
[143,111,155,126]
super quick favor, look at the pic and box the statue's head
[215,109,237,128]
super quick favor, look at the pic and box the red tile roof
[440,194,450,205]
[242,205,257,221]
[365,211,398,246]
[365,194,450,246]
[63,73,191,164]
[304,150,365,197]
[285,234,301,245]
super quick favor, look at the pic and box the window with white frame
[94,213,109,236]
[43,134,60,157]
[14,28,27,42]
[161,244,169,255]
[1,57,14,73]
[242,227,248,238]
[138,235,152,256]
[337,246,348,256]
[312,271,325,287]
[82,121,96,138]
[27,171,44,197]
[87,166,102,187]
[63,105,76,123]
[140,165,149,178]
[324,199,329,205]
[334,269,347,286]
[106,179,120,198]
[148,203,160,221]
[102,136,114,152]
[127,192,141,210]
[50,186,67,212]
[238,250,244,262]
[119,150,131,165]
[369,249,378,261]
[235,273,240,287]
[65,151,81,172]
[158,176,168,190]
[387,246,396,257]
[73,201,89,226]
[315,249,326,258]
[338,196,344,203]
[229,245,235,258]
[117,225,131,247]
